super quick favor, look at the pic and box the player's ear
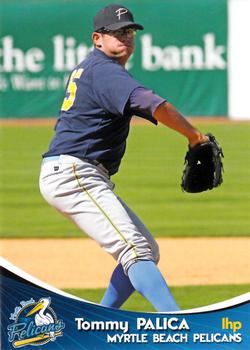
[92,32,102,48]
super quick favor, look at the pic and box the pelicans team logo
[7,297,65,348]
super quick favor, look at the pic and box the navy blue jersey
[44,48,160,175]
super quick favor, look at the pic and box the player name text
[75,317,189,333]
[75,318,129,333]
[137,317,190,330]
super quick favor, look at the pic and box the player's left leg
[100,263,134,308]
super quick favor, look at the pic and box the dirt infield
[2,238,250,289]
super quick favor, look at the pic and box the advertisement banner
[1,258,250,350]
[0,0,228,118]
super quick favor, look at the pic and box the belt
[42,155,109,176]
[84,159,109,176]
[42,156,60,163]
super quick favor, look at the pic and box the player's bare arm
[154,102,209,147]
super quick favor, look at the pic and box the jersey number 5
[61,68,84,111]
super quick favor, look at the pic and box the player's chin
[118,45,134,56]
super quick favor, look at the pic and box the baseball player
[39,4,208,311]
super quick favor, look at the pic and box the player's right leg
[39,155,179,311]
[116,198,179,311]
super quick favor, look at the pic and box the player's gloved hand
[188,133,209,148]
[181,133,224,193]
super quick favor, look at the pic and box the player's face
[92,28,136,65]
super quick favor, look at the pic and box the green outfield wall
[0,0,228,118]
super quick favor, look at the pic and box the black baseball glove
[181,133,224,193]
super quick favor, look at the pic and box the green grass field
[1,122,250,238]
[64,284,250,312]
[1,121,249,309]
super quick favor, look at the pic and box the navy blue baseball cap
[93,4,144,32]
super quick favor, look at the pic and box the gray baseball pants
[39,155,159,274]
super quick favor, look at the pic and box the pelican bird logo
[26,297,54,326]
[8,297,65,348]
